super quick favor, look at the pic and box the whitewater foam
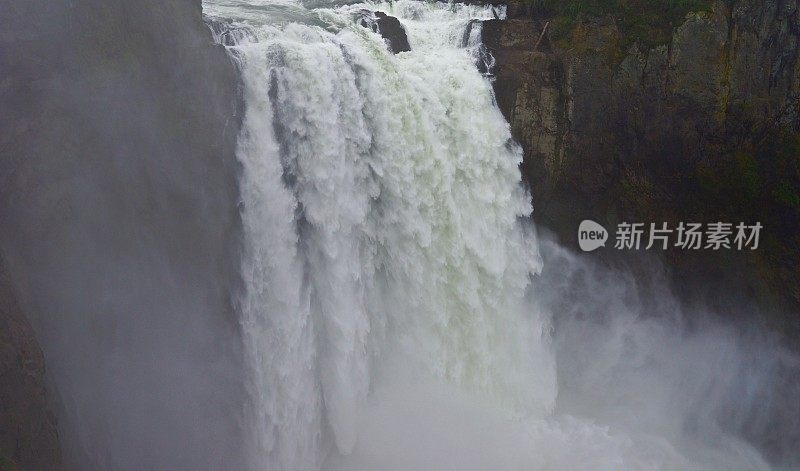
[203,1,797,469]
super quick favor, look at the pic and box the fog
[2,0,799,470]
[329,231,800,471]
[538,233,800,469]
[1,1,246,469]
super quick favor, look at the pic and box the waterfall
[203,1,796,470]
[204,1,555,469]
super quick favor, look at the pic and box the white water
[203,1,798,470]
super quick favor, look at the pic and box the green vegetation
[687,126,800,302]
[774,181,800,208]
[524,0,714,48]
[627,127,799,314]
[763,130,800,213]
[691,129,800,216]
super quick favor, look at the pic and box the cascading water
[204,1,555,468]
[203,1,798,470]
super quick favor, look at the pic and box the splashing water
[203,1,799,470]
[205,1,553,468]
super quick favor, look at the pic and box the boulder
[360,11,411,53]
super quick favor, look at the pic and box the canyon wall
[0,257,59,470]
[486,0,800,328]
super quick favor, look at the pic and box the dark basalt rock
[360,10,411,53]
[0,257,60,470]
[485,0,800,334]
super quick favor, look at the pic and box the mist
[2,0,798,470]
[1,1,246,469]
[327,230,800,470]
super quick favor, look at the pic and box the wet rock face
[0,259,60,470]
[669,7,730,110]
[486,0,800,322]
[360,11,412,53]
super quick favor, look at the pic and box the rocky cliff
[0,0,243,468]
[0,257,60,470]
[486,0,800,329]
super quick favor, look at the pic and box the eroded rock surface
[485,0,800,324]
